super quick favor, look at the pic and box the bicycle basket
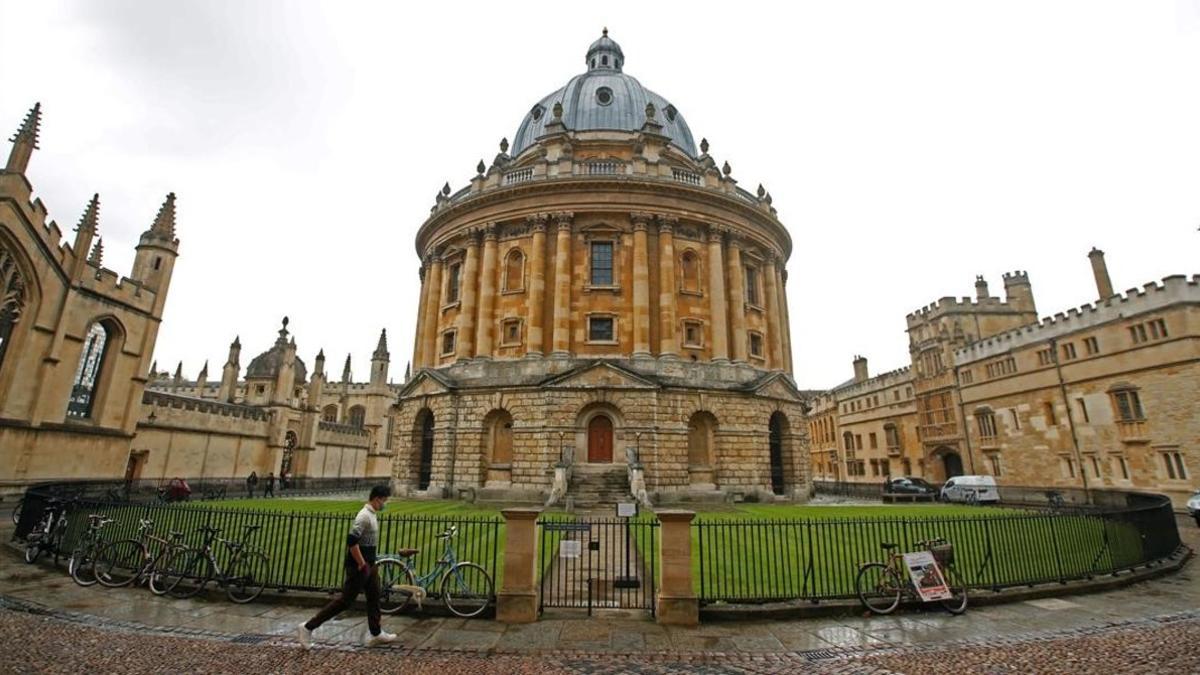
[929,542,954,567]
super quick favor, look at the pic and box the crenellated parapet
[954,274,1200,365]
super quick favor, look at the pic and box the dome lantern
[586,27,625,72]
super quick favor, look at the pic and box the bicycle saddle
[881,542,898,550]
[395,548,419,557]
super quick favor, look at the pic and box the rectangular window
[976,412,997,439]
[1061,343,1077,361]
[1010,409,1020,431]
[1163,453,1177,480]
[1062,456,1076,478]
[1162,451,1187,480]
[1043,401,1057,426]
[869,432,878,449]
[989,454,1003,476]
[744,265,760,305]
[447,263,462,303]
[855,434,863,451]
[1090,456,1101,479]
[590,242,614,286]
[1153,318,1168,338]
[587,315,615,342]
[500,319,522,346]
[748,332,764,358]
[1084,337,1100,355]
[1112,389,1144,421]
[1037,348,1054,366]
[683,321,702,347]
[1076,398,1090,423]
[441,330,457,356]
[960,369,974,384]
[1129,323,1148,344]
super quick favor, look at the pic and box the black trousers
[305,564,381,635]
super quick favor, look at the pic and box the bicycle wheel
[69,545,99,586]
[377,559,417,614]
[147,547,183,595]
[23,538,42,564]
[95,539,146,588]
[441,562,493,618]
[10,497,22,525]
[159,548,212,599]
[226,551,270,604]
[856,563,902,615]
[939,567,968,615]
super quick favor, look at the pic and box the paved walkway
[0,519,1196,673]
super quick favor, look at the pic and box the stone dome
[510,30,697,159]
[245,318,307,383]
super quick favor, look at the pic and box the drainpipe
[952,364,977,474]
[1049,338,1090,502]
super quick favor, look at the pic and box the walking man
[264,472,276,498]
[297,485,396,649]
[245,471,258,499]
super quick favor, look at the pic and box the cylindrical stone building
[394,31,808,505]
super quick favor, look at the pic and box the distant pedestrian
[297,485,396,649]
[264,472,276,498]
[280,469,290,491]
[246,471,258,499]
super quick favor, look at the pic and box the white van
[940,475,1000,504]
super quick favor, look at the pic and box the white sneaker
[296,623,313,650]
[363,629,397,647]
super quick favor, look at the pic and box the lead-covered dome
[511,30,697,159]
[245,318,307,383]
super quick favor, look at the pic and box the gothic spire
[373,328,389,360]
[198,360,209,378]
[145,192,177,240]
[342,354,352,382]
[87,237,103,266]
[77,194,100,235]
[6,102,41,173]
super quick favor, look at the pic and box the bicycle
[154,525,271,603]
[10,496,23,526]
[23,498,71,565]
[1046,490,1066,512]
[376,525,495,618]
[67,514,115,586]
[93,519,186,593]
[856,538,968,615]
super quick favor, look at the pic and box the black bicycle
[23,499,71,565]
[93,518,186,593]
[155,525,270,603]
[68,514,115,586]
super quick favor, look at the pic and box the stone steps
[569,465,630,507]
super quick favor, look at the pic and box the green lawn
[691,503,1143,603]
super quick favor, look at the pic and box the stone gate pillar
[655,509,699,625]
[497,507,541,623]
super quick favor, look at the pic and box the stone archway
[411,408,435,490]
[574,402,625,465]
[929,445,964,483]
[687,411,718,486]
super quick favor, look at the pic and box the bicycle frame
[397,538,459,592]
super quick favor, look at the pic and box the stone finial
[173,361,183,380]
[441,182,451,196]
[8,102,41,148]
[198,360,209,378]
[150,360,158,378]
[149,193,177,238]
[476,159,486,175]
[231,335,241,348]
[699,137,709,154]
[552,102,563,120]
[374,328,389,359]
[757,184,766,198]
[645,102,656,120]
[87,237,104,266]
[722,161,732,176]
[342,354,352,380]
[500,137,509,153]
[404,362,411,381]
[602,26,608,37]
[77,194,100,234]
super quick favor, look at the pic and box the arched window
[502,248,525,292]
[974,408,997,439]
[322,405,339,422]
[67,322,112,419]
[0,242,29,375]
[348,405,366,428]
[680,250,700,293]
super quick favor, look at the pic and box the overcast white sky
[2,1,1197,389]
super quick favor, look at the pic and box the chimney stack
[853,355,869,383]
[1088,247,1114,300]
[974,275,990,300]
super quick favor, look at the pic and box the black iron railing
[14,484,503,595]
[696,487,1183,605]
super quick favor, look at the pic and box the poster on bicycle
[902,551,952,602]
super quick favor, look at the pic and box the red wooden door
[587,416,613,463]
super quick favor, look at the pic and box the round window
[596,87,613,106]
[530,104,544,121]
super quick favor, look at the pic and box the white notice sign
[902,551,952,602]
[559,540,581,559]
[616,502,638,518]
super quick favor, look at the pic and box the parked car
[940,475,1000,504]
[1187,489,1200,526]
[885,477,938,496]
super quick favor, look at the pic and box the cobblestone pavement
[0,517,1194,673]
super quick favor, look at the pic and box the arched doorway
[687,411,717,485]
[415,409,434,490]
[588,415,614,463]
[483,409,514,484]
[943,451,964,479]
[769,412,788,495]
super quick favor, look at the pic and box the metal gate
[538,517,658,616]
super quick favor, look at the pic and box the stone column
[411,262,427,369]
[706,227,729,363]
[526,215,548,356]
[655,509,698,626]
[763,253,784,370]
[778,264,794,374]
[456,230,481,360]
[551,212,574,356]
[657,217,678,358]
[420,252,443,367]
[474,224,499,358]
[726,237,748,363]
[497,507,541,623]
[631,212,653,358]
